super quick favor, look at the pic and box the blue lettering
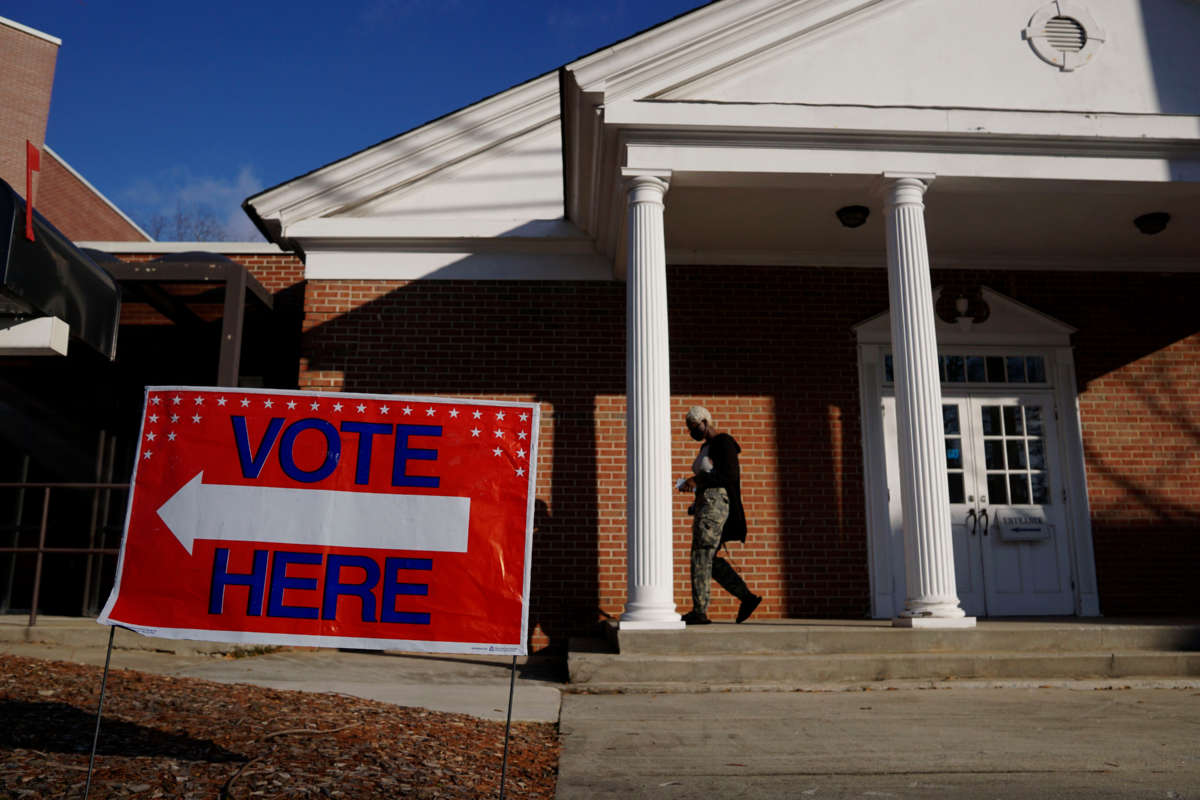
[339,421,393,485]
[209,548,268,615]
[231,417,284,479]
[392,425,441,488]
[278,418,341,483]
[322,554,381,622]
[381,557,432,624]
[267,551,321,619]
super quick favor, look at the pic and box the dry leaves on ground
[0,654,558,799]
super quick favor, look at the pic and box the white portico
[560,0,1199,629]
[246,0,1200,633]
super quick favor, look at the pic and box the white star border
[139,388,540,481]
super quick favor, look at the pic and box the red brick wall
[297,267,1200,649]
[1080,334,1200,614]
[296,269,883,648]
[0,21,56,197]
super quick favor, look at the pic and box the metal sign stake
[498,655,517,800]
[84,625,116,800]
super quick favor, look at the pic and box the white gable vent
[1024,2,1106,71]
[1044,16,1086,51]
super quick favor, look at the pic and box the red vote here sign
[99,387,539,655]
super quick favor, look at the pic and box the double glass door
[884,393,1075,616]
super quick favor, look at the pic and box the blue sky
[9,0,710,240]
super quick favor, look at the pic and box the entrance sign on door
[100,387,539,655]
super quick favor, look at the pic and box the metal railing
[0,481,128,626]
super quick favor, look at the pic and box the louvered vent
[1044,16,1086,52]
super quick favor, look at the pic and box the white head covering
[685,406,712,427]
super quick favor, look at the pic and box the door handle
[966,508,977,535]
[980,508,990,537]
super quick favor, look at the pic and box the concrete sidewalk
[558,687,1200,799]
[9,617,1200,799]
[0,616,564,723]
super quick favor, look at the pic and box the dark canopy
[0,178,121,359]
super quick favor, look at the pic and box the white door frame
[855,287,1101,619]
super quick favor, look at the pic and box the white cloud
[121,164,265,241]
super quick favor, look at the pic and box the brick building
[241,0,1200,649]
[0,15,150,243]
[8,3,1197,651]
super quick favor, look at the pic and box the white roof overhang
[577,101,1200,275]
[247,0,1200,281]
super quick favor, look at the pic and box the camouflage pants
[690,487,752,615]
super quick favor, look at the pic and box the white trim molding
[245,74,563,239]
[0,15,61,45]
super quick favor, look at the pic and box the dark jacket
[695,432,747,543]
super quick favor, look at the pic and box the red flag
[25,140,40,242]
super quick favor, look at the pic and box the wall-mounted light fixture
[1133,212,1170,235]
[835,205,870,228]
[949,291,991,329]
[954,294,974,331]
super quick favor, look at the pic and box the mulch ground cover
[0,654,558,799]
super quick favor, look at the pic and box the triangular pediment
[854,286,1077,347]
[650,0,1200,116]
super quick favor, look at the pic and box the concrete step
[568,650,1200,686]
[606,620,1200,656]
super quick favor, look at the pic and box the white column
[882,173,975,629]
[619,169,684,630]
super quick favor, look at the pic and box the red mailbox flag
[100,388,540,656]
[25,141,40,241]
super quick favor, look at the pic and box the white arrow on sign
[157,472,471,555]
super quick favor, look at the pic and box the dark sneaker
[735,594,762,624]
[681,610,711,625]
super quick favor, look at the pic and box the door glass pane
[1031,473,1050,504]
[1003,406,1024,435]
[947,473,965,504]
[884,355,894,383]
[980,406,1001,436]
[966,356,987,382]
[984,440,1005,469]
[1006,440,1028,469]
[945,438,963,469]
[945,356,966,383]
[1026,356,1047,383]
[1006,357,1026,383]
[943,405,960,435]
[1009,474,1031,504]
[938,356,946,382]
[1028,439,1045,470]
[986,356,1006,382]
[1025,406,1044,436]
[987,473,1009,503]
